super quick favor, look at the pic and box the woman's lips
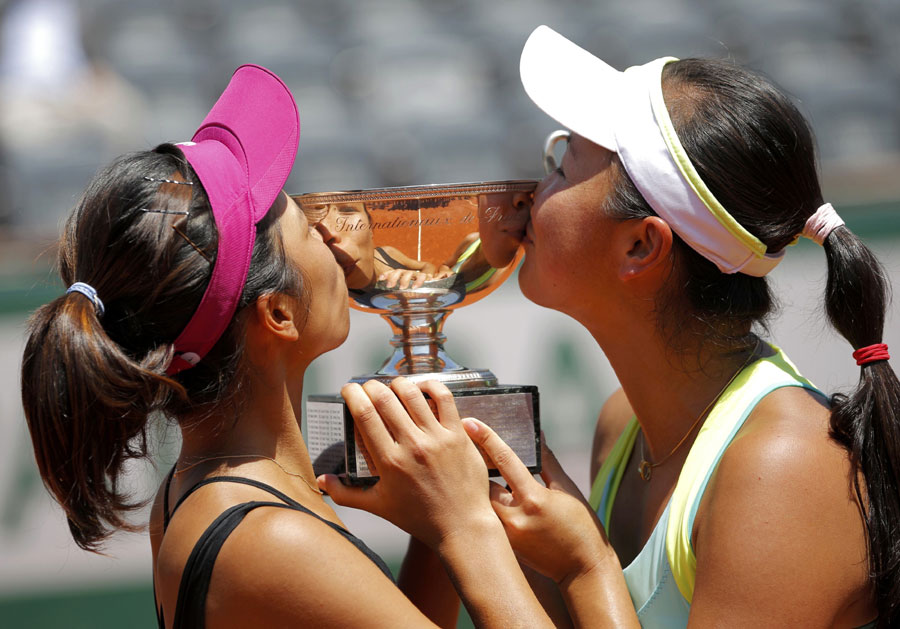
[328,246,357,275]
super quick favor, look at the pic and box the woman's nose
[316,219,341,245]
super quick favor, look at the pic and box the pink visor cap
[166,64,300,375]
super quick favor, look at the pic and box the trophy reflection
[294,180,541,484]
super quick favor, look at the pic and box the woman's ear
[253,293,301,342]
[617,216,674,282]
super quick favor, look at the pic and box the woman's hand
[318,378,498,550]
[379,268,429,289]
[464,420,640,627]
[378,265,454,290]
[463,420,611,584]
[418,262,454,279]
[319,381,622,628]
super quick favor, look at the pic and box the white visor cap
[520,25,784,277]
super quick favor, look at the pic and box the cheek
[314,259,350,329]
[348,230,373,259]
[531,198,579,259]
[521,199,596,296]
[537,184,603,250]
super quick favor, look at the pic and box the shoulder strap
[155,578,165,629]
[465,267,498,292]
[451,238,482,272]
[168,475,304,521]
[164,479,396,628]
[163,466,176,531]
[172,501,292,629]
[665,343,819,604]
[588,417,640,535]
[374,246,405,269]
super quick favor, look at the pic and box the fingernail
[462,418,479,434]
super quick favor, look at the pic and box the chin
[347,269,374,291]
[518,264,565,312]
[517,265,542,306]
[337,315,351,346]
[329,309,351,348]
[312,326,350,364]
[483,239,519,269]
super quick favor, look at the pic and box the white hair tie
[801,203,844,246]
[66,282,105,317]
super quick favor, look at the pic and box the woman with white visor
[324,26,897,627]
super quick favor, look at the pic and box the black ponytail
[603,57,900,623]
[21,291,174,551]
[21,144,302,552]
[824,227,900,626]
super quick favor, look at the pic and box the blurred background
[0,0,898,626]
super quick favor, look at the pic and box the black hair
[605,58,899,625]
[21,144,303,551]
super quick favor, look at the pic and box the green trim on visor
[648,60,769,259]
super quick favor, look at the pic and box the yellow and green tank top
[588,344,840,626]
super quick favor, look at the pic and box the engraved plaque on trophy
[293,180,540,484]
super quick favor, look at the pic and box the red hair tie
[852,343,890,366]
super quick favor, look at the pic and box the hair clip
[144,176,193,186]
[140,208,191,216]
[171,224,212,263]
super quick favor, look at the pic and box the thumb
[317,474,381,515]
[539,435,567,485]
[488,479,515,508]
[487,480,518,527]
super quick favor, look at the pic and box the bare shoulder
[711,385,850,504]
[590,387,634,485]
[690,386,873,626]
[203,505,432,628]
[153,483,434,628]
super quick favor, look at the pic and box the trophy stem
[380,306,457,373]
[348,305,497,388]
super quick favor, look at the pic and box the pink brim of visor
[166,64,300,375]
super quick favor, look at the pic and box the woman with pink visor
[19,65,561,627]
[325,27,897,627]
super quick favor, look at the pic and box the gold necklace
[173,453,323,495]
[638,340,760,482]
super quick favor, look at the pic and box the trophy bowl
[293,179,538,386]
[293,179,541,483]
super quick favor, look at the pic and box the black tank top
[154,469,395,629]
[374,246,406,270]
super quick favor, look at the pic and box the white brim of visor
[520,25,784,277]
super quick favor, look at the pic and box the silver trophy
[294,180,540,483]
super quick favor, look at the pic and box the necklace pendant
[638,459,653,482]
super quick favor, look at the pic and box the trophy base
[306,384,540,485]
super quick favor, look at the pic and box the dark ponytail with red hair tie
[853,344,891,367]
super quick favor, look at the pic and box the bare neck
[176,365,318,494]
[588,319,757,463]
